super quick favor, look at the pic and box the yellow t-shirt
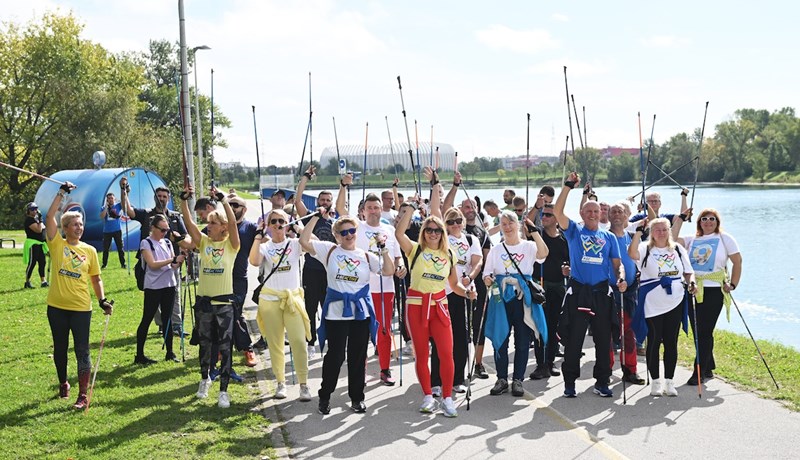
[46,233,100,312]
[197,233,238,301]
[406,242,453,296]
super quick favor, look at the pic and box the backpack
[135,238,172,291]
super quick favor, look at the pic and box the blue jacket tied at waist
[318,284,378,352]
[485,273,547,349]
[634,276,688,341]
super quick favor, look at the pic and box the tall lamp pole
[191,45,210,194]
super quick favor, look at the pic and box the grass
[0,239,276,460]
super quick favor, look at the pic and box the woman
[300,213,394,415]
[674,208,742,385]
[482,210,548,398]
[44,182,113,409]
[430,207,482,396]
[135,214,185,365]
[23,202,48,288]
[629,217,696,396]
[395,202,475,418]
[249,209,312,402]
[181,186,240,409]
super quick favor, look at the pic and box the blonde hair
[60,211,82,229]
[267,209,289,224]
[417,215,450,254]
[443,207,464,223]
[333,216,358,234]
[648,217,676,250]
[206,210,229,235]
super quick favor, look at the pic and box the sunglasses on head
[424,227,443,235]
[541,212,554,217]
[270,218,286,225]
[445,218,463,226]
[700,216,717,222]
[338,228,357,236]
[229,203,241,209]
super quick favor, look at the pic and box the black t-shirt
[133,207,187,244]
[24,215,45,241]
[533,229,570,283]
[301,215,335,272]
[464,222,492,252]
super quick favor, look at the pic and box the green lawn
[0,242,275,459]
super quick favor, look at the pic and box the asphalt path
[240,199,800,460]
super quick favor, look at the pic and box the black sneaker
[548,363,561,376]
[622,372,646,385]
[474,363,489,379]
[165,352,179,363]
[40,281,49,288]
[253,337,267,351]
[489,378,509,395]
[318,399,331,415]
[529,366,550,380]
[350,401,367,413]
[134,355,157,365]
[511,379,524,397]
[704,369,714,380]
[24,281,34,289]
[686,374,705,386]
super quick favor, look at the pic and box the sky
[6,1,799,168]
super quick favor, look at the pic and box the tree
[459,162,480,181]
[569,148,602,184]
[606,153,638,183]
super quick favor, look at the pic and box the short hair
[267,209,289,225]
[333,216,359,234]
[443,206,464,222]
[483,199,498,209]
[397,192,405,201]
[106,192,115,198]
[504,189,516,196]
[155,187,170,196]
[206,210,228,232]
[60,211,82,229]
[364,193,381,204]
[499,210,519,226]
[194,197,217,211]
[512,196,526,207]
[539,185,555,197]
[318,190,333,199]
[613,200,632,215]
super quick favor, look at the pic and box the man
[100,192,126,269]
[380,188,398,224]
[553,171,626,398]
[526,185,555,228]
[512,196,527,221]
[530,203,568,380]
[607,201,645,384]
[336,182,406,385]
[629,190,688,224]
[482,199,501,226]
[502,189,516,211]
[227,194,259,368]
[270,189,287,211]
[295,165,337,358]
[120,178,192,336]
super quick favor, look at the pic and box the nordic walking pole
[398,277,406,386]
[397,76,421,196]
[583,106,587,147]
[620,292,627,405]
[563,67,576,155]
[308,72,313,172]
[526,113,531,207]
[730,293,780,390]
[690,294,703,398]
[571,95,584,149]
[630,157,698,201]
[288,335,296,385]
[333,116,350,211]
[416,120,425,194]
[85,312,111,414]
[465,279,474,411]
[0,161,72,187]
[252,106,266,218]
[689,102,709,221]
[362,122,369,202]
[562,135,569,183]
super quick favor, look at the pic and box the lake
[308,182,800,351]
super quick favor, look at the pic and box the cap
[26,202,38,211]
[272,189,286,198]
[227,195,246,208]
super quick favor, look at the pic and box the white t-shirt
[380,209,398,224]
[682,233,739,287]
[446,232,481,294]
[257,238,302,301]
[355,221,401,293]
[636,243,694,318]
[311,240,380,320]
[483,240,544,278]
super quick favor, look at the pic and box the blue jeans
[493,297,532,381]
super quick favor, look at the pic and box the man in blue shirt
[554,172,627,399]
[100,192,126,269]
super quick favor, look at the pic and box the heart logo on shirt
[206,246,224,264]
[336,254,360,272]
[422,252,448,271]
[580,235,606,255]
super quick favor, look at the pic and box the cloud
[474,24,558,54]
[640,35,691,48]
[551,13,569,22]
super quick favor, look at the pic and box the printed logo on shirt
[580,235,606,265]
[334,254,361,282]
[690,239,718,272]
[654,252,679,277]
[269,246,292,272]
[420,251,447,281]
[500,252,524,271]
[450,236,469,259]
[58,246,85,279]
[202,246,225,274]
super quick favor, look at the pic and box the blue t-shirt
[609,232,637,286]
[563,219,621,286]
[103,203,123,233]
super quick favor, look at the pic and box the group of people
[35,164,742,416]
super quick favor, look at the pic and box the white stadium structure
[318,142,456,173]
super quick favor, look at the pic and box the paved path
[241,199,800,459]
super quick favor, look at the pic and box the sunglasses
[270,218,286,225]
[700,216,717,222]
[229,203,241,209]
[338,228,357,236]
[156,226,170,233]
[445,218,463,226]
[424,227,443,235]
[541,212,554,217]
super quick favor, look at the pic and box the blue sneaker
[209,368,219,382]
[563,383,576,398]
[230,368,243,383]
[593,383,613,397]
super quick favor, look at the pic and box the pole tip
[251,105,255,111]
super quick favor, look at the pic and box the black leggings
[26,244,46,280]
[197,301,234,391]
[47,306,92,384]
[303,268,328,346]
[689,287,723,374]
[102,230,125,267]
[645,301,683,379]
[137,287,177,356]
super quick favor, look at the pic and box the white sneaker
[442,397,458,418]
[431,385,442,398]
[650,378,664,396]
[664,379,678,397]
[299,384,312,402]
[218,391,230,408]
[307,345,317,359]
[453,384,467,394]
[419,395,437,413]
[403,342,414,356]
[196,378,212,399]
[274,382,288,399]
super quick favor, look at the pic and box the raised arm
[119,177,136,218]
[336,172,353,216]
[628,223,645,260]
[554,172,579,231]
[529,228,549,260]
[299,213,320,255]
[216,190,240,251]
[295,165,314,217]
[442,170,461,212]
[423,166,443,219]
[180,186,202,245]
[46,182,75,240]
[394,203,415,255]
[249,221,269,266]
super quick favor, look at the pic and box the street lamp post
[192,45,210,193]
